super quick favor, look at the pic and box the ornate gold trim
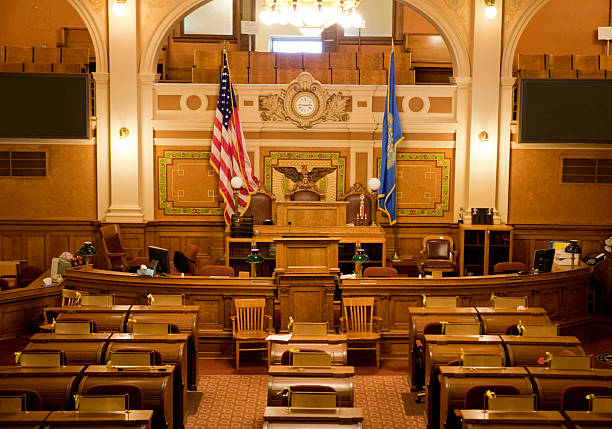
[259,72,349,129]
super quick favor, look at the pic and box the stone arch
[139,0,471,78]
[500,0,549,78]
[67,0,108,72]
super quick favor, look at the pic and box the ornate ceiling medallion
[260,72,349,129]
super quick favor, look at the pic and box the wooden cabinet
[459,225,513,276]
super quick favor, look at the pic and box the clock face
[294,93,317,117]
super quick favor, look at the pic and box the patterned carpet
[185,375,425,429]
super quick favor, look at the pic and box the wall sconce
[484,0,497,19]
[478,131,489,142]
[112,0,127,16]
[118,127,130,139]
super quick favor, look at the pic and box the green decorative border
[395,152,450,217]
[263,151,346,196]
[158,151,223,216]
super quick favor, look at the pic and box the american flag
[211,50,259,224]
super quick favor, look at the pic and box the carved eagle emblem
[273,165,336,192]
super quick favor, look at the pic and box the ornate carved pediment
[260,72,349,129]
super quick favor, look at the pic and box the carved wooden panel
[194,298,223,331]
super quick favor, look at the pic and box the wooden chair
[343,182,373,226]
[341,297,381,368]
[39,289,82,331]
[418,235,456,275]
[243,187,275,225]
[231,298,273,369]
[100,224,148,271]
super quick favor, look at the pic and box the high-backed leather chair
[493,262,528,274]
[100,224,148,271]
[419,235,456,275]
[243,188,275,224]
[198,265,235,277]
[363,267,398,277]
[172,243,198,275]
[288,189,322,201]
[343,182,372,226]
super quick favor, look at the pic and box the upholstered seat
[419,235,457,275]
[172,243,198,275]
[288,189,322,201]
[198,265,235,277]
[363,266,398,277]
[493,262,528,274]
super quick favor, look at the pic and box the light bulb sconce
[112,0,127,16]
[119,127,130,139]
[484,0,497,19]
[478,131,489,142]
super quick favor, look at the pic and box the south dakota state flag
[378,50,404,225]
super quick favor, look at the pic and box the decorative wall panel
[157,150,221,216]
[263,151,347,202]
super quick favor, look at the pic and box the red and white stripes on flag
[210,50,259,224]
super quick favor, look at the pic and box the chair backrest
[17,265,43,287]
[199,265,235,277]
[493,262,528,274]
[422,235,454,260]
[363,266,398,277]
[100,224,126,271]
[62,289,81,306]
[83,384,144,410]
[343,183,372,226]
[234,298,266,333]
[183,243,198,275]
[289,189,321,201]
[0,389,41,411]
[343,297,375,333]
[80,294,114,306]
[243,190,274,225]
[464,385,521,409]
[561,385,612,411]
[147,293,183,306]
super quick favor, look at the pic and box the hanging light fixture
[259,0,365,36]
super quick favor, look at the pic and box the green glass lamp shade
[565,240,581,254]
[246,248,264,263]
[352,248,369,262]
[78,242,97,256]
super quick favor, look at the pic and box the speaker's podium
[275,236,340,332]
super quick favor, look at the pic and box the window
[0,152,47,177]
[562,158,612,184]
[271,37,323,53]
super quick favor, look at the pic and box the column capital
[500,76,517,88]
[450,76,472,89]
[138,73,160,86]
[91,72,110,85]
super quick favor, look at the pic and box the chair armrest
[231,316,237,336]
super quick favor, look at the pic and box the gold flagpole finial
[14,352,21,365]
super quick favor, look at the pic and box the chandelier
[259,0,365,37]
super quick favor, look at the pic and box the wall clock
[292,92,318,117]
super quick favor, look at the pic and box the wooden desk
[0,366,85,410]
[458,410,567,428]
[268,365,355,377]
[108,333,188,427]
[263,406,363,422]
[438,367,534,429]
[0,411,50,427]
[341,266,590,357]
[61,268,276,359]
[501,335,584,366]
[476,307,552,335]
[78,365,174,429]
[128,306,198,391]
[47,305,130,332]
[268,376,354,407]
[565,410,612,428]
[46,410,153,428]
[527,367,612,411]
[26,333,111,364]
[408,307,480,390]
[276,201,348,227]
[424,336,506,429]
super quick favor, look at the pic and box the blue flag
[378,50,404,225]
